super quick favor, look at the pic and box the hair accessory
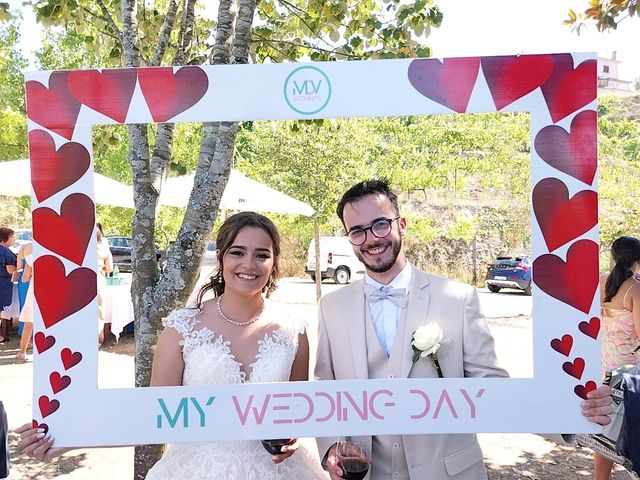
[217,295,263,326]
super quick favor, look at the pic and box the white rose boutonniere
[411,323,444,378]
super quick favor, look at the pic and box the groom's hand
[581,385,613,426]
[324,445,345,479]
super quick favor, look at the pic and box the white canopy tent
[0,159,135,208]
[0,160,314,216]
[159,170,314,216]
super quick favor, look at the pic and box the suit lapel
[346,279,369,379]
[400,267,431,378]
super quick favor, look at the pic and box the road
[273,277,532,318]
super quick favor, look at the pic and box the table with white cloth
[104,281,134,341]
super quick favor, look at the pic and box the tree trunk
[472,234,477,286]
[314,217,322,301]
[121,1,167,477]
[151,0,179,66]
[118,0,259,475]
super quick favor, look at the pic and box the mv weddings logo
[284,65,332,115]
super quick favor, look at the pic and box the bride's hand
[272,438,299,464]
[15,423,71,462]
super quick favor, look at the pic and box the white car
[10,228,32,254]
[202,241,217,267]
[305,236,365,284]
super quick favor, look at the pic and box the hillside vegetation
[1,94,638,284]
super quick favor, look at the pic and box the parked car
[10,228,32,254]
[305,236,365,284]
[202,241,217,267]
[486,255,532,295]
[107,236,163,272]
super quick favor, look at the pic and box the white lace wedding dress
[145,305,328,480]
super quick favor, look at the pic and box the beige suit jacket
[314,266,509,480]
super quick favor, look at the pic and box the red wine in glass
[261,438,292,455]
[338,456,370,480]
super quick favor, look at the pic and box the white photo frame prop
[24,53,600,446]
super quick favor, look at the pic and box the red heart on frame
[534,110,597,185]
[579,317,600,339]
[138,66,209,122]
[50,371,72,394]
[407,57,480,113]
[38,395,60,418]
[574,381,597,400]
[532,178,597,252]
[25,71,81,140]
[33,193,95,265]
[68,69,138,123]
[34,332,56,354]
[31,419,49,434]
[562,357,585,379]
[541,54,596,123]
[481,54,554,110]
[533,239,599,314]
[29,130,91,203]
[550,334,573,357]
[61,348,83,370]
[34,256,96,329]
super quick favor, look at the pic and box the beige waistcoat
[365,301,411,480]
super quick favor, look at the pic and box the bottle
[113,265,119,278]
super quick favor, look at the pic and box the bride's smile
[222,226,274,298]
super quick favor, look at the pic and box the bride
[18,212,328,479]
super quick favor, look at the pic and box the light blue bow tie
[365,284,408,308]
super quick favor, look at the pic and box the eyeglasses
[346,217,400,246]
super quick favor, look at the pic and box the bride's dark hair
[195,212,281,306]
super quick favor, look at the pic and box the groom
[315,179,612,480]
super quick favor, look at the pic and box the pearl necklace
[217,296,263,326]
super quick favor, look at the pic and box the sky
[7,0,640,83]
[428,0,640,82]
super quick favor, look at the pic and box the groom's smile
[342,193,407,283]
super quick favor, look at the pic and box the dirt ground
[0,324,634,479]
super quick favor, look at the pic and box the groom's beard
[355,236,402,273]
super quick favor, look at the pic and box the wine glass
[261,438,293,479]
[335,437,371,480]
[261,438,293,455]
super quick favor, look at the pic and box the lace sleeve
[162,308,200,338]
[280,313,310,354]
[285,315,308,337]
[261,302,308,346]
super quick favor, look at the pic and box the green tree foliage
[238,113,530,223]
[237,120,374,224]
[566,0,638,32]
[0,21,28,160]
[235,112,532,275]
[597,95,640,250]
[0,3,10,20]
[252,0,442,61]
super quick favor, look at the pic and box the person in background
[0,228,17,343]
[16,241,30,336]
[597,236,640,480]
[97,228,113,346]
[15,243,33,361]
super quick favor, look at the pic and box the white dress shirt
[365,262,412,356]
